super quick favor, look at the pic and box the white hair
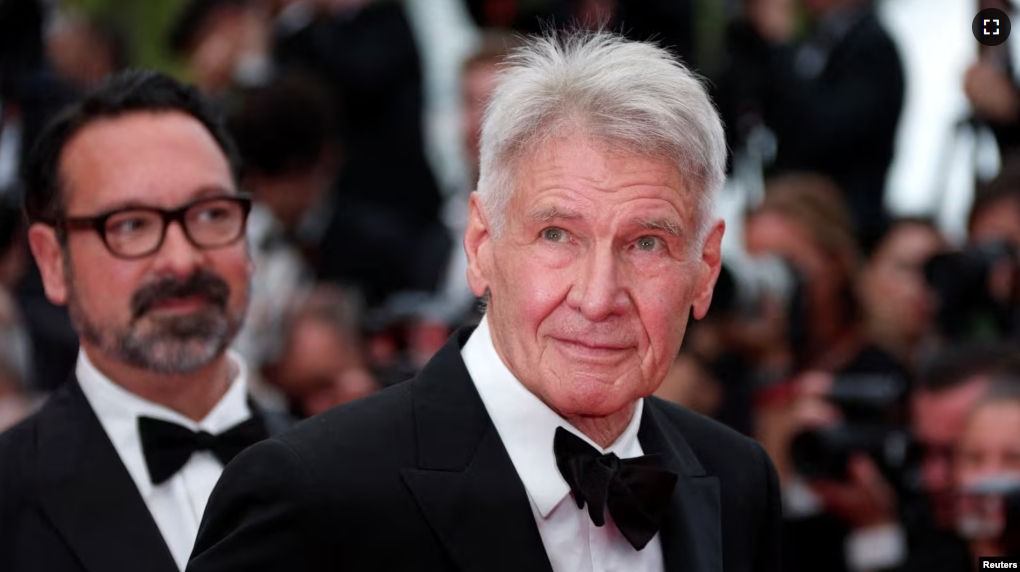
[476,30,726,244]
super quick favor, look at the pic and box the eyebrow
[86,185,236,214]
[635,217,682,237]
[528,207,684,237]
[528,206,583,223]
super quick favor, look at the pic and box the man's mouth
[552,337,634,359]
[147,295,212,314]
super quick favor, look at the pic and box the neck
[565,402,637,449]
[82,345,234,422]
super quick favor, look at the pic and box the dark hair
[861,216,942,261]
[917,341,1020,392]
[228,73,335,177]
[970,154,1020,233]
[22,69,241,224]
[168,0,248,55]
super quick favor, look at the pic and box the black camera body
[790,374,911,482]
[925,240,1020,342]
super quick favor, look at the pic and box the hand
[746,0,795,43]
[754,371,836,486]
[965,60,1020,123]
[809,455,899,529]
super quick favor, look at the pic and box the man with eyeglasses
[0,70,280,572]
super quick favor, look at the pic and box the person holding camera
[746,173,912,572]
[924,159,1020,345]
[857,218,947,368]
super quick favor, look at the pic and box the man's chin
[134,340,225,375]
[544,382,637,420]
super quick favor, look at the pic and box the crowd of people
[0,0,1018,571]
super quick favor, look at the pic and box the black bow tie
[138,416,268,485]
[553,426,678,550]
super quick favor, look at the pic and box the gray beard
[63,257,248,375]
[69,291,245,375]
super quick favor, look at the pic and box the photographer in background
[745,173,902,376]
[970,157,1020,251]
[169,0,274,100]
[746,173,910,572]
[858,218,947,368]
[924,160,1020,345]
[954,378,1020,564]
[226,72,338,406]
[262,284,378,419]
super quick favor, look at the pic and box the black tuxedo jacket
[0,376,284,572]
[188,328,782,571]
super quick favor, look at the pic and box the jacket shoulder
[272,379,415,461]
[0,400,51,479]
[646,397,770,476]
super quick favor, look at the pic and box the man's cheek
[523,274,572,314]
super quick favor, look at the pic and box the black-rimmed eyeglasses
[48,194,253,260]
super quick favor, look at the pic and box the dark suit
[716,7,905,242]
[188,328,782,571]
[0,376,284,572]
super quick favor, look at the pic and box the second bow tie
[138,416,267,485]
[553,426,678,551]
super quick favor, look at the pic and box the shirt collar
[462,315,645,518]
[77,349,252,497]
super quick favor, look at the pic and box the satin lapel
[639,399,723,572]
[35,379,179,572]
[400,328,554,572]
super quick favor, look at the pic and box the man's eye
[541,227,569,243]
[635,236,660,251]
[194,206,230,223]
[108,216,151,235]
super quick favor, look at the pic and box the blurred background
[2,0,1020,569]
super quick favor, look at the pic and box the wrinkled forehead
[508,134,691,206]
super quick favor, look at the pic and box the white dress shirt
[462,316,665,572]
[77,349,252,571]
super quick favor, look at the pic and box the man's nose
[567,244,630,321]
[150,221,203,276]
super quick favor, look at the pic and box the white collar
[77,349,252,497]
[462,315,645,518]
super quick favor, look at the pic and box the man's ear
[27,224,69,306]
[463,192,493,297]
[692,219,725,320]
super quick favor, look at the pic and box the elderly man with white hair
[187,30,783,572]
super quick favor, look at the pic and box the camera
[790,374,911,481]
[713,255,810,351]
[924,239,1020,342]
